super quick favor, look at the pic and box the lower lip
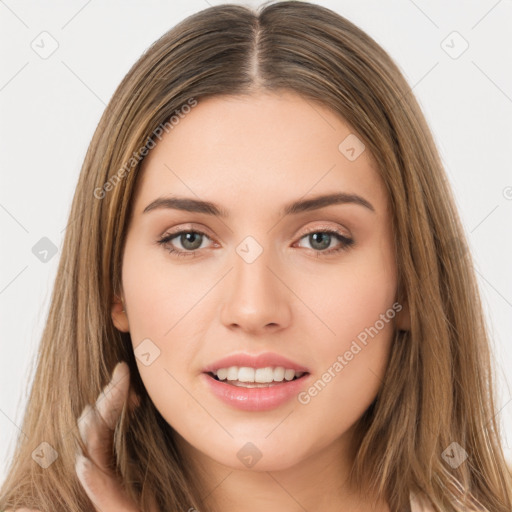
[202,372,310,412]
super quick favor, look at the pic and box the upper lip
[203,352,310,373]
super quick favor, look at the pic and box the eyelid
[157,221,354,256]
[298,222,351,238]
[159,221,351,243]
[159,223,217,240]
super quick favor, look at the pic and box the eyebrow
[142,192,375,217]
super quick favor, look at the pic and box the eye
[156,230,213,258]
[156,227,355,258]
[295,229,354,256]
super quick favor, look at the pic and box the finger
[77,362,132,472]
[96,361,131,430]
[75,450,160,512]
[75,452,140,512]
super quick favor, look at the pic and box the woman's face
[112,91,408,473]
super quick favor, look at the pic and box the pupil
[310,232,330,250]
[181,232,202,250]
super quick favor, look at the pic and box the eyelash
[156,228,355,258]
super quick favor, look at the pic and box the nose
[219,245,292,335]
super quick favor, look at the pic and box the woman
[1,1,511,511]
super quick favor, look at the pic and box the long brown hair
[1,2,511,511]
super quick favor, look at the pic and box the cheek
[304,239,397,351]
[121,241,210,343]
[295,242,397,413]
[121,241,215,410]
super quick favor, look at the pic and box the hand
[75,361,156,511]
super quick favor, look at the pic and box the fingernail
[101,362,129,400]
[75,454,93,489]
[74,445,85,461]
[78,403,93,424]
[77,404,93,445]
[75,453,90,473]
[111,361,128,384]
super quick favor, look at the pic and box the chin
[194,437,307,473]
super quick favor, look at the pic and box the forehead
[134,91,387,216]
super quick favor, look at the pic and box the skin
[76,91,410,512]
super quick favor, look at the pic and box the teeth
[273,366,285,381]
[216,368,229,380]
[238,367,254,382]
[255,367,274,383]
[212,366,305,383]
[226,366,238,381]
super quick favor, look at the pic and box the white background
[1,0,511,484]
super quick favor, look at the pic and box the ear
[111,295,130,333]
[395,298,411,331]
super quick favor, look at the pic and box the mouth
[205,369,310,388]
[202,367,311,411]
